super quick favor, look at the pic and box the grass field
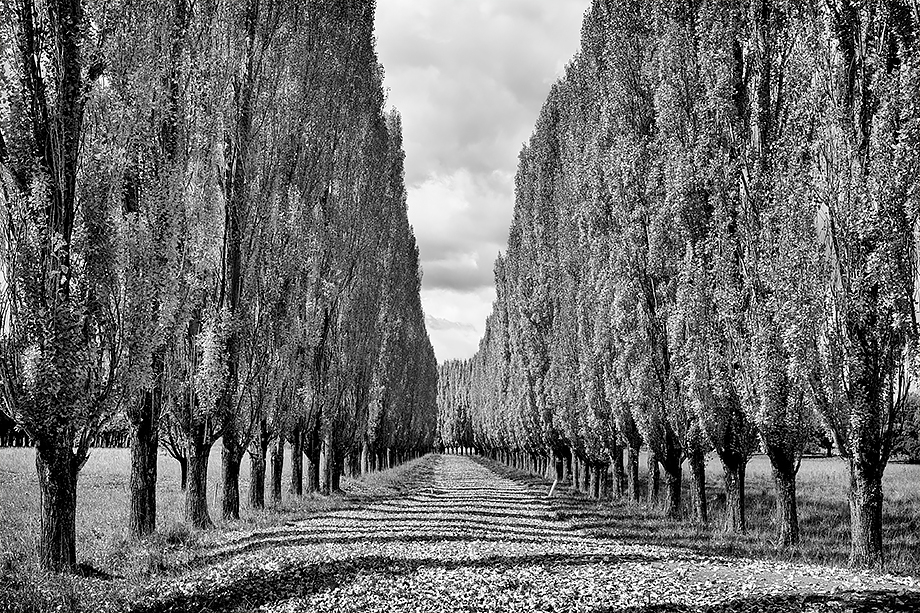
[0,444,357,576]
[491,452,920,577]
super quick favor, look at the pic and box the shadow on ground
[474,456,920,576]
[605,589,920,612]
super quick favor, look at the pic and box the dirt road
[131,454,920,612]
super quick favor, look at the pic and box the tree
[0,0,119,571]
[812,0,920,569]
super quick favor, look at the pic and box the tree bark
[248,436,269,510]
[773,464,799,546]
[179,455,188,491]
[648,450,660,503]
[626,444,640,502]
[848,459,884,569]
[611,442,625,498]
[270,434,284,505]
[306,427,321,493]
[595,464,608,499]
[361,443,370,475]
[290,427,303,496]
[722,458,747,533]
[688,446,707,526]
[185,434,213,529]
[320,431,333,495]
[128,392,159,539]
[661,448,682,519]
[36,441,78,572]
[221,434,243,521]
[331,453,342,493]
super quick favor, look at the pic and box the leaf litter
[130,455,920,613]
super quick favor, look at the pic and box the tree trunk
[221,434,243,521]
[290,427,303,496]
[306,427,320,493]
[319,433,330,495]
[572,454,580,491]
[249,437,268,510]
[361,443,370,475]
[720,455,747,533]
[36,441,78,572]
[688,446,707,526]
[848,459,884,569]
[648,450,660,503]
[773,464,799,546]
[626,444,640,502]
[185,434,213,529]
[128,397,159,539]
[662,454,681,519]
[270,434,284,505]
[596,464,608,499]
[611,442,625,498]
[331,454,342,493]
[588,463,598,498]
[179,455,188,491]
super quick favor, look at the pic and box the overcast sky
[375,0,591,363]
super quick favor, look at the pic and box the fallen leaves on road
[130,455,920,613]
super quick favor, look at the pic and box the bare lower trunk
[572,454,581,491]
[773,464,799,546]
[179,455,188,491]
[687,447,707,526]
[648,450,660,503]
[128,401,158,539]
[221,435,243,521]
[626,444,640,502]
[660,443,682,519]
[595,464,608,499]
[720,456,747,533]
[848,459,884,569]
[36,441,78,572]
[185,434,213,529]
[270,434,284,505]
[290,428,303,496]
[306,428,320,493]
[248,439,268,510]
[320,431,333,495]
[611,443,625,498]
[331,453,342,493]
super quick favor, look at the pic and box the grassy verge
[477,454,920,577]
[0,448,433,613]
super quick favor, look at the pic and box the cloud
[421,288,496,362]
[425,315,477,333]
[375,0,591,361]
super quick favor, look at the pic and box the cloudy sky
[375,0,591,363]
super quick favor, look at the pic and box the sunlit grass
[484,453,920,577]
[0,446,430,612]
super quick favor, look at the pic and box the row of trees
[0,0,437,572]
[438,0,920,570]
